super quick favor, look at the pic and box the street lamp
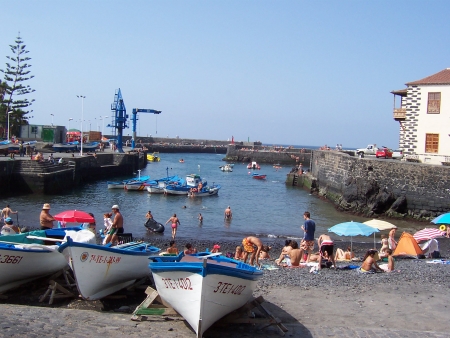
[68,118,73,131]
[77,95,86,156]
[50,113,54,126]
[102,116,108,136]
[7,111,13,141]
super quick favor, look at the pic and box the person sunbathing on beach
[166,240,179,255]
[360,249,383,273]
[379,249,395,272]
[275,240,294,265]
[288,241,302,267]
[334,246,355,261]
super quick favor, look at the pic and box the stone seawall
[303,150,450,219]
[224,145,311,166]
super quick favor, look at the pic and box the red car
[376,147,393,159]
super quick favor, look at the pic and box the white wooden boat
[247,161,260,169]
[219,164,233,172]
[164,174,206,196]
[0,228,95,293]
[188,184,221,197]
[146,175,182,194]
[149,253,263,337]
[58,238,160,300]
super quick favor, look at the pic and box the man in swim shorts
[242,236,263,267]
[300,211,316,262]
[108,205,124,245]
[166,213,180,239]
[224,206,232,220]
[317,233,336,270]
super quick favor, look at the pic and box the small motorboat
[247,161,260,170]
[219,164,233,172]
[144,218,165,233]
[107,175,150,189]
[252,173,267,180]
[164,174,206,196]
[58,237,160,300]
[149,252,263,337]
[147,152,161,162]
[146,175,182,194]
[188,184,221,197]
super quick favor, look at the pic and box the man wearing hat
[1,217,20,235]
[40,203,56,230]
[105,205,124,245]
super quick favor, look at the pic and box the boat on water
[0,228,95,293]
[188,184,221,197]
[149,252,263,337]
[52,141,79,152]
[107,175,150,189]
[247,161,260,170]
[147,152,161,162]
[146,175,181,194]
[164,174,206,196]
[252,173,267,180]
[219,164,233,172]
[58,237,160,300]
[144,218,165,233]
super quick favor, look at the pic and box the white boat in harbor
[0,228,95,293]
[146,175,182,194]
[188,184,221,197]
[58,238,160,300]
[149,253,263,337]
[164,174,206,196]
[219,164,233,172]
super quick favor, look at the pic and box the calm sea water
[2,153,424,243]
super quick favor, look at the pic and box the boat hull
[0,243,67,293]
[59,239,160,300]
[150,255,262,337]
[188,185,221,197]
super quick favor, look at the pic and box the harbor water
[2,153,424,244]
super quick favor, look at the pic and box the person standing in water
[224,206,232,220]
[166,213,180,239]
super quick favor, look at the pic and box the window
[427,92,441,114]
[425,133,439,153]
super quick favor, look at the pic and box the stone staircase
[12,160,73,174]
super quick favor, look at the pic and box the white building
[392,68,450,165]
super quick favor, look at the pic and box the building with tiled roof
[391,68,450,164]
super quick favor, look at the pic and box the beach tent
[393,232,424,258]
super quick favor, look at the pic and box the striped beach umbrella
[413,228,446,242]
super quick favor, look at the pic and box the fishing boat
[52,141,79,152]
[58,237,160,300]
[0,228,95,293]
[188,184,221,197]
[164,174,206,196]
[124,179,151,191]
[146,175,181,194]
[252,173,267,180]
[78,142,99,152]
[219,164,233,172]
[107,175,150,189]
[247,161,260,170]
[8,140,37,154]
[147,152,161,162]
[149,253,263,337]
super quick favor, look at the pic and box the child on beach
[379,235,389,257]
[259,245,271,260]
[183,243,197,255]
[360,249,384,273]
[211,243,221,253]
[102,213,113,245]
[234,246,244,260]
[379,249,395,272]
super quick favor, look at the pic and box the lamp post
[68,118,73,131]
[7,111,13,141]
[77,95,86,156]
[50,114,54,126]
[102,116,108,136]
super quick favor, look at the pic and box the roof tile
[406,68,450,85]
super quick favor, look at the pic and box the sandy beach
[1,237,449,337]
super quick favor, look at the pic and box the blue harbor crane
[109,88,161,152]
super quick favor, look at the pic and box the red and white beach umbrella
[413,228,445,242]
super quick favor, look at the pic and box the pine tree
[0,35,35,139]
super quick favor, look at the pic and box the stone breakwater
[224,144,312,165]
[302,150,450,220]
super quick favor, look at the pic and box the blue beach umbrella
[328,221,379,252]
[431,213,450,225]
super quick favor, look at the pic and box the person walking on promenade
[317,233,336,270]
[242,236,264,267]
[300,211,316,263]
[224,206,232,220]
[166,213,180,239]
[39,203,55,230]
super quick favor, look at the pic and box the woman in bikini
[165,213,180,239]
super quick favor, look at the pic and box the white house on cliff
[391,68,450,165]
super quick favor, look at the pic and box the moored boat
[247,161,260,170]
[149,253,263,337]
[78,142,99,152]
[52,141,79,152]
[107,175,150,189]
[146,175,181,194]
[147,152,161,162]
[164,174,206,196]
[252,173,267,180]
[219,164,233,172]
[58,237,160,300]
[188,184,221,197]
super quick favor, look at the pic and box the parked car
[375,147,393,159]
[392,149,404,160]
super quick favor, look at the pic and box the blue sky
[1,1,449,148]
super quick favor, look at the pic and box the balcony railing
[393,108,406,120]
